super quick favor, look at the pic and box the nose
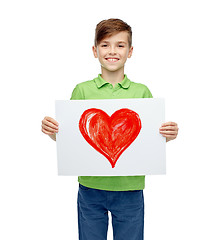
[109,46,116,55]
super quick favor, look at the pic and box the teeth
[107,58,118,62]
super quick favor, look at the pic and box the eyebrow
[100,41,127,44]
[117,41,127,44]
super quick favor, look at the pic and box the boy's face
[92,31,133,73]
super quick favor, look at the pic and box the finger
[162,134,177,139]
[160,130,177,135]
[42,128,56,135]
[42,124,58,133]
[160,126,177,131]
[161,122,177,127]
[44,117,59,126]
[42,119,59,130]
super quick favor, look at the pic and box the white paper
[55,98,166,176]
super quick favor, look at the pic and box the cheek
[96,49,100,57]
[98,47,107,54]
[123,51,130,59]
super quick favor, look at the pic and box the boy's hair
[94,18,132,47]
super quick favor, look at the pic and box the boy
[41,18,178,240]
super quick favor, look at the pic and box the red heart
[79,108,142,168]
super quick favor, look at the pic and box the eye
[101,44,108,47]
[118,45,125,48]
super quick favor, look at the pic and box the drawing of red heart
[79,108,142,168]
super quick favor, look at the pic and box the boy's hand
[159,122,179,142]
[41,117,59,139]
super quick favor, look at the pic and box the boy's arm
[142,86,179,142]
[49,133,56,141]
[41,85,82,141]
[70,84,83,100]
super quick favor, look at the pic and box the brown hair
[94,18,132,47]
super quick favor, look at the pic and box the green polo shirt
[70,74,153,191]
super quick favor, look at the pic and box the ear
[128,46,133,58]
[92,46,98,58]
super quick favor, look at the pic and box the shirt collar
[94,74,131,89]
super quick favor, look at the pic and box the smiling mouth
[105,58,119,62]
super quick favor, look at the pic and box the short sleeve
[143,86,153,98]
[70,85,84,100]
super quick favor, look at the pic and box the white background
[0,0,223,239]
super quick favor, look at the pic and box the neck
[101,67,125,86]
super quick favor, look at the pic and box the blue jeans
[77,184,144,240]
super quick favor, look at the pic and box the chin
[104,64,124,71]
[106,68,122,73]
